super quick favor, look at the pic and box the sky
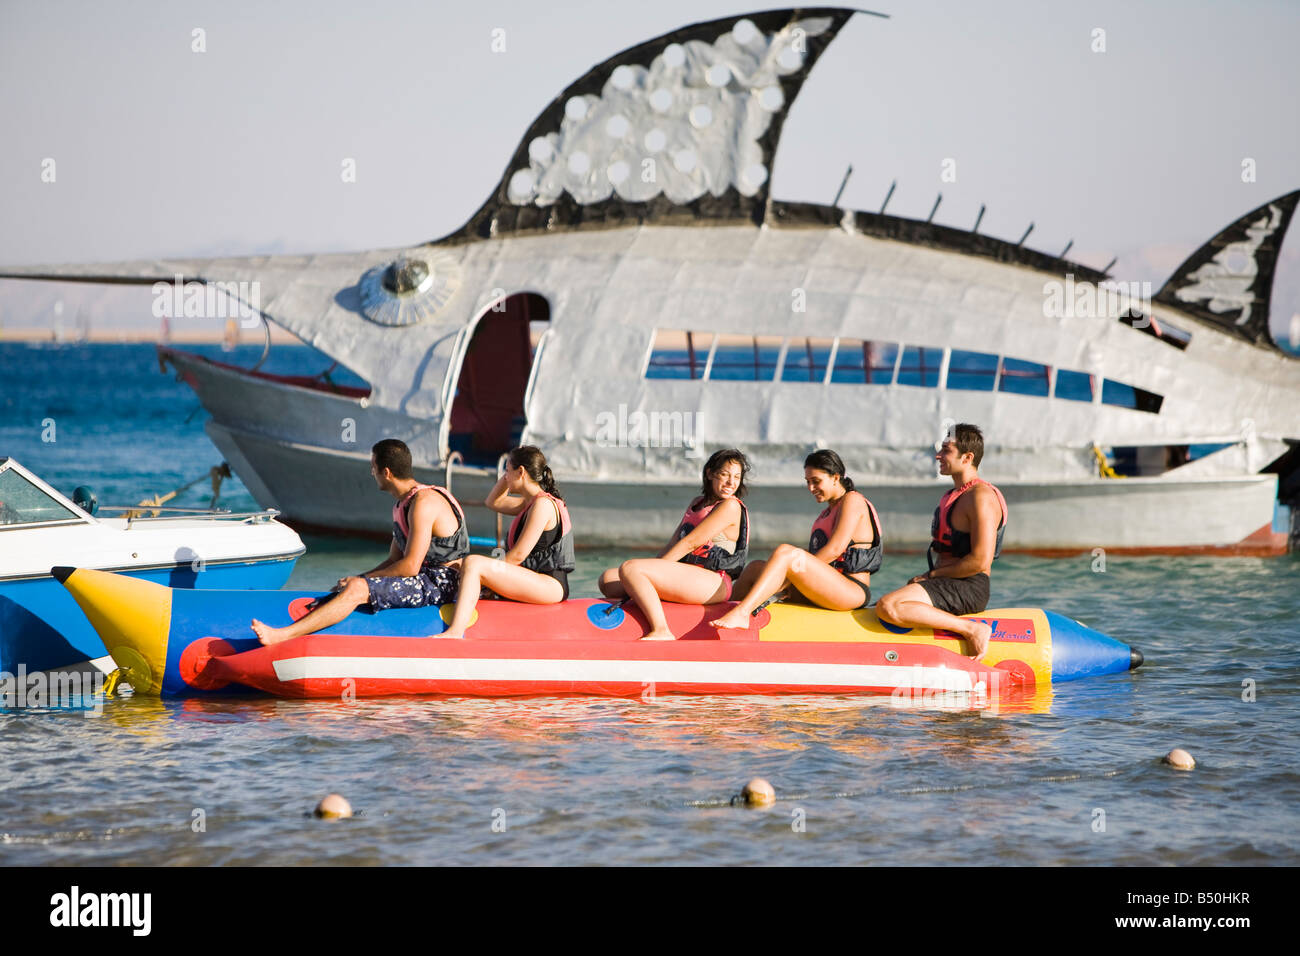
[1,0,1298,340]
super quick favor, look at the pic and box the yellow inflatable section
[761,604,1054,687]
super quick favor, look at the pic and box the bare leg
[597,567,626,600]
[876,582,992,661]
[253,578,369,646]
[439,554,565,639]
[710,546,800,628]
[712,545,867,630]
[619,559,729,641]
[729,559,767,602]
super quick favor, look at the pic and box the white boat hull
[204,419,1282,554]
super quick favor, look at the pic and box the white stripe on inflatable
[270,656,977,691]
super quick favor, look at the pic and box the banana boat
[52,566,1141,700]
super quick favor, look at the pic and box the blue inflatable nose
[1045,611,1140,681]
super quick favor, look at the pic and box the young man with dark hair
[252,439,469,645]
[876,423,1008,661]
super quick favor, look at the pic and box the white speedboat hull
[0,458,304,674]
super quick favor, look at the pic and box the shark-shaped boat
[5,8,1298,554]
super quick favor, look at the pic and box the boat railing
[442,451,505,550]
[95,506,285,528]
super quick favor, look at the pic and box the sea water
[1,343,1297,865]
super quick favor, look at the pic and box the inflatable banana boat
[52,566,1141,700]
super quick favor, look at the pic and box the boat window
[999,357,1051,397]
[831,340,898,384]
[946,349,999,391]
[1189,442,1232,460]
[1054,368,1094,403]
[646,330,713,380]
[1102,379,1164,414]
[0,468,83,526]
[1106,445,1195,476]
[897,346,944,388]
[640,331,1163,415]
[709,334,780,381]
[1120,311,1192,351]
[781,337,834,383]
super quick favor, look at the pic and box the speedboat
[0,457,304,674]
[52,566,1141,701]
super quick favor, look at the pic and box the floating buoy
[740,778,776,808]
[1164,748,1195,771]
[314,793,353,819]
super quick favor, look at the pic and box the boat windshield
[0,466,84,527]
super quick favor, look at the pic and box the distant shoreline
[0,327,306,344]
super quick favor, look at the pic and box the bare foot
[431,629,465,640]
[252,619,297,647]
[639,629,677,642]
[966,621,992,662]
[709,609,751,631]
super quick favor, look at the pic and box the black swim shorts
[918,572,989,616]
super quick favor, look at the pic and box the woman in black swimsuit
[436,446,575,639]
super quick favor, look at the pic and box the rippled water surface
[2,345,1298,865]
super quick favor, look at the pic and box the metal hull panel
[204,420,1278,552]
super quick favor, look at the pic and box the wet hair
[950,423,985,468]
[509,445,563,500]
[700,449,750,503]
[804,449,855,493]
[372,438,413,480]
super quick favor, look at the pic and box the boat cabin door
[447,292,550,465]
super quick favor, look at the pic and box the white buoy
[315,793,353,819]
[741,778,776,807]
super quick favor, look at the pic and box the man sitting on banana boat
[875,423,1008,661]
[251,439,468,645]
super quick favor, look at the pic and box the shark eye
[382,258,431,296]
[359,252,461,327]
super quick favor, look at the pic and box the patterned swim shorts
[365,565,461,611]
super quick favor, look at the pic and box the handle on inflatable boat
[753,589,788,616]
